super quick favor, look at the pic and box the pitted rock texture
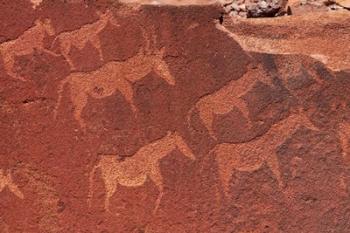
[1,1,350,232]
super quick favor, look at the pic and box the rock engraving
[212,110,318,196]
[54,28,175,129]
[339,122,350,164]
[88,131,195,214]
[51,10,119,69]
[188,65,272,139]
[0,169,24,199]
[0,19,56,81]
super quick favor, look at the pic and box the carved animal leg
[71,91,88,130]
[174,133,195,160]
[233,97,252,129]
[102,168,118,213]
[149,166,164,214]
[87,164,100,208]
[2,53,26,81]
[214,146,235,198]
[63,52,76,70]
[53,39,76,70]
[265,152,283,188]
[91,36,104,62]
[42,48,61,58]
[198,104,217,140]
[103,175,118,213]
[154,62,175,86]
[217,159,234,198]
[339,123,350,165]
[6,173,24,199]
[116,78,137,113]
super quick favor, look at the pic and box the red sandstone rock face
[0,1,350,232]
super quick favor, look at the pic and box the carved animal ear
[34,19,42,26]
[159,47,166,56]
[42,18,55,35]
[166,131,172,137]
[96,10,106,18]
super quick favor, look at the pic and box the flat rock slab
[0,1,350,232]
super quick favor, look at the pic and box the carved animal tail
[53,77,70,120]
[201,145,226,207]
[6,172,24,199]
[87,163,101,209]
[50,34,61,52]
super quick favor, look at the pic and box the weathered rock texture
[1,0,350,232]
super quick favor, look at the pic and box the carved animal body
[54,44,175,129]
[51,10,119,69]
[0,19,56,81]
[212,111,318,196]
[188,65,273,139]
[88,131,195,214]
[0,169,24,199]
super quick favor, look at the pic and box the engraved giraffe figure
[0,19,56,81]
[88,131,195,214]
[51,10,119,70]
[188,65,273,140]
[0,169,24,199]
[54,28,175,129]
[212,110,318,197]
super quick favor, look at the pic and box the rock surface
[0,0,350,232]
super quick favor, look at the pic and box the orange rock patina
[0,0,350,232]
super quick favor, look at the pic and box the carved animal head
[36,18,55,36]
[139,27,176,85]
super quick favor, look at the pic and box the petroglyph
[0,169,24,199]
[188,65,273,139]
[30,0,43,9]
[0,19,56,81]
[54,29,175,129]
[88,131,195,214]
[213,110,318,196]
[51,10,119,69]
[339,122,350,164]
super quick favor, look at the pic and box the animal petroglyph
[212,110,318,196]
[54,29,175,129]
[51,10,119,69]
[188,65,273,139]
[30,0,43,9]
[0,19,56,81]
[0,169,24,199]
[88,131,195,214]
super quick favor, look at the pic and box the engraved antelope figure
[88,131,195,214]
[51,10,119,70]
[212,110,318,197]
[188,65,273,140]
[0,19,56,81]
[0,169,24,199]
[54,29,175,129]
